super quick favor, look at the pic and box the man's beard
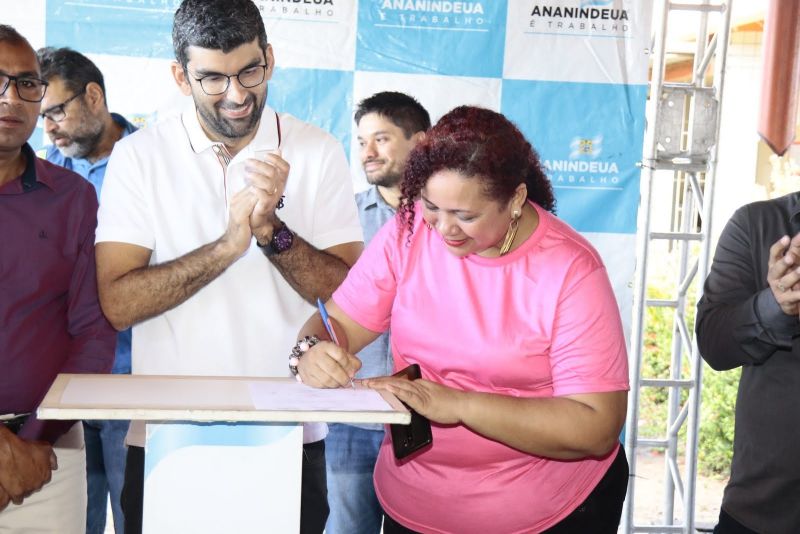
[54,117,105,160]
[364,163,403,189]
[196,92,266,141]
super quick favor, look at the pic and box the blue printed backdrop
[17,0,652,335]
[267,67,354,150]
[46,0,179,59]
[502,80,647,234]
[356,1,507,77]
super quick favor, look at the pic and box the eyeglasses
[39,88,86,122]
[190,63,268,96]
[0,73,48,102]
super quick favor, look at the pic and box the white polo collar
[181,99,282,156]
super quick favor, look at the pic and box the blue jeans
[84,419,128,534]
[325,424,384,534]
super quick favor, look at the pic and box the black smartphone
[389,364,433,459]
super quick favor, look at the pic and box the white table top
[38,374,410,425]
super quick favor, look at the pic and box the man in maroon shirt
[0,26,115,531]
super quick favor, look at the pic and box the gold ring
[778,282,786,292]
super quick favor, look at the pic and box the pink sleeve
[332,218,401,333]
[549,264,629,396]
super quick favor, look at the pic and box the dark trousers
[713,509,760,534]
[121,440,328,534]
[383,444,629,534]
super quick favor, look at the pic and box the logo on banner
[569,135,602,158]
[544,135,621,189]
[528,1,631,37]
[378,1,490,30]
[258,0,338,20]
[357,0,506,77]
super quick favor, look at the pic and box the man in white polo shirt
[93,1,363,533]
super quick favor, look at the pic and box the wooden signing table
[38,374,410,533]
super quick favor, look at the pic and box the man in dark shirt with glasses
[0,25,115,532]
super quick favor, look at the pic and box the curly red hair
[399,106,555,238]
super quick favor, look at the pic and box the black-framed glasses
[0,73,48,103]
[190,63,268,96]
[39,88,86,122]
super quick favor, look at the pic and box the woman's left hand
[364,376,464,425]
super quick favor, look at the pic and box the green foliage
[698,364,740,476]
[638,279,739,477]
[639,288,673,438]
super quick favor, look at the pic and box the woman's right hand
[296,341,362,388]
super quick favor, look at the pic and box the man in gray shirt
[696,192,800,533]
[324,92,430,534]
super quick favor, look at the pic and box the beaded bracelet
[289,335,320,381]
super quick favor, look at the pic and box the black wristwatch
[257,221,294,256]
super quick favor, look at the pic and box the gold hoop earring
[499,211,521,256]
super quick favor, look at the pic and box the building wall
[712,28,767,246]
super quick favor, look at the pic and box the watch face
[272,225,294,253]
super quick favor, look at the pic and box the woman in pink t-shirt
[293,106,629,533]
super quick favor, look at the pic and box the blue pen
[317,297,341,345]
[316,298,353,388]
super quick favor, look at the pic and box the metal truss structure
[622,1,734,532]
